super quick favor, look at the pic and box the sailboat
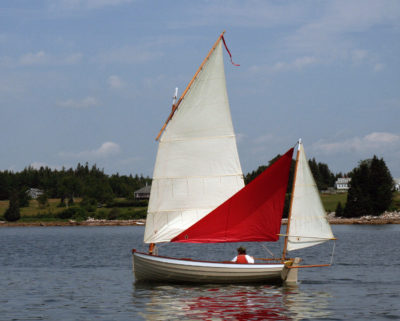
[132,32,335,284]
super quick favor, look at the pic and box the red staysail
[172,148,294,243]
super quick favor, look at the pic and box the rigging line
[261,243,275,258]
[330,239,336,265]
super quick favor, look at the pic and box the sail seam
[152,173,243,179]
[160,135,236,143]
[148,208,214,214]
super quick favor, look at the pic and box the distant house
[27,188,43,199]
[335,178,351,190]
[134,185,151,200]
[394,179,400,191]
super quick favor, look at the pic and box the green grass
[320,191,400,212]
[391,191,400,210]
[320,192,348,212]
[0,198,147,221]
[2,192,398,222]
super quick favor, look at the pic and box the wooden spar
[254,258,285,262]
[155,31,226,141]
[278,234,337,241]
[282,140,301,260]
[286,264,332,269]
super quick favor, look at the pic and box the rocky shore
[1,212,400,227]
[282,211,400,225]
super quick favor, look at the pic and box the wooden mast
[282,139,301,260]
[155,31,226,141]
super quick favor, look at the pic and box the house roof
[134,185,151,194]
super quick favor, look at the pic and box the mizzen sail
[287,143,335,251]
[172,148,294,243]
[144,40,244,244]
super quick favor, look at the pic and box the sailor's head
[237,246,246,254]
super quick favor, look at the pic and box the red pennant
[222,36,240,66]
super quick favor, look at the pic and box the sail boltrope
[172,148,294,243]
[144,40,244,244]
[287,143,335,251]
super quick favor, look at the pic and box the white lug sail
[287,143,335,251]
[144,41,244,243]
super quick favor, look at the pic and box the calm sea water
[0,225,399,320]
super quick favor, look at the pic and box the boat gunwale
[133,250,286,268]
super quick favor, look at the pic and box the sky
[1,0,399,178]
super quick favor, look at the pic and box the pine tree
[4,191,21,222]
[344,156,393,217]
[335,202,343,217]
[369,156,393,215]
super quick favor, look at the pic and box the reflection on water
[133,283,332,320]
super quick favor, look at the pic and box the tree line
[1,154,396,221]
[0,163,151,204]
[245,156,338,192]
[247,154,395,218]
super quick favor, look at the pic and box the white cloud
[108,75,124,89]
[254,134,275,144]
[20,51,47,65]
[57,96,99,108]
[92,45,162,64]
[364,132,400,144]
[351,49,368,63]
[373,63,385,72]
[250,56,318,74]
[313,132,400,154]
[59,142,121,159]
[19,51,83,66]
[0,51,83,67]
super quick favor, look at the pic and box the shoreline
[1,214,400,227]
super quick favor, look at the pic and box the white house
[394,178,400,191]
[335,177,351,190]
[27,188,43,199]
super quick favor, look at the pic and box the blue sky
[1,0,399,178]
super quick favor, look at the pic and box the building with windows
[334,178,351,190]
[134,185,151,199]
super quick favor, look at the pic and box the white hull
[133,251,287,284]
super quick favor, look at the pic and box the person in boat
[231,246,255,264]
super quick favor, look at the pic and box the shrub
[80,198,97,212]
[94,210,108,220]
[106,199,148,208]
[58,207,87,220]
[108,208,121,220]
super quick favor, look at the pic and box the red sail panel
[172,148,294,243]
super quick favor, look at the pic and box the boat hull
[133,251,285,284]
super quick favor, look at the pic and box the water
[0,225,399,320]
